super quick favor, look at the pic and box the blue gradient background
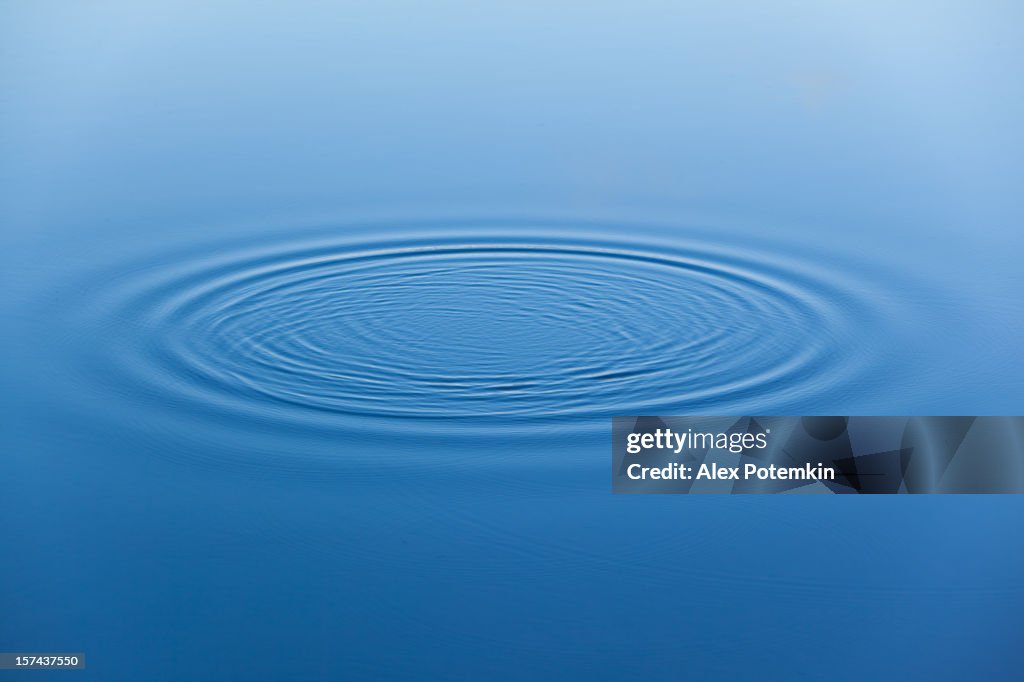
[2,2,1023,680]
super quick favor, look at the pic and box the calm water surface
[2,2,1023,680]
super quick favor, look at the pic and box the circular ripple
[65,224,878,435]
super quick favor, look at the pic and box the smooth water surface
[2,2,1023,680]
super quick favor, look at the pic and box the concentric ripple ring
[59,223,888,437]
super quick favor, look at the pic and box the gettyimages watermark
[612,416,1024,494]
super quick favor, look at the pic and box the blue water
[2,2,1023,680]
